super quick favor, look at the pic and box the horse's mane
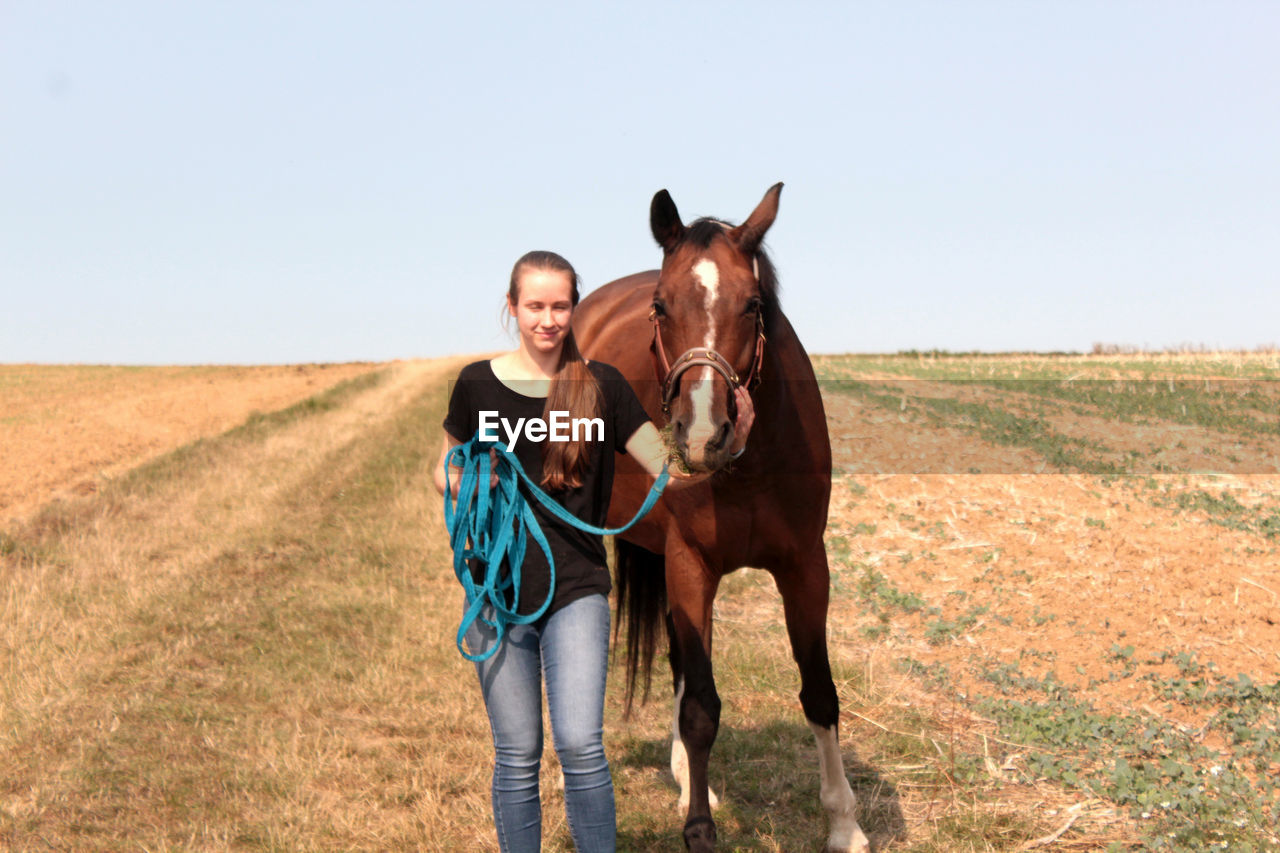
[681,218,782,336]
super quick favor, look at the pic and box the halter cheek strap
[650,308,766,416]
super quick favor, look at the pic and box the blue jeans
[465,593,616,853]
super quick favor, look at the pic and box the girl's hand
[729,386,755,456]
[432,436,502,499]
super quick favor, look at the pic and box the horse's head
[648,183,782,472]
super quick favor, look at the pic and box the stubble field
[2,353,1277,851]
[0,363,380,522]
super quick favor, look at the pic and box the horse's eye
[743,297,763,316]
[651,300,666,318]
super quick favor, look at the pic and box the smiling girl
[432,250,752,852]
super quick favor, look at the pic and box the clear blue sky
[4,1,1278,364]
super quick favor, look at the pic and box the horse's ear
[650,189,685,254]
[730,182,783,256]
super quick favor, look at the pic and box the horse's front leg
[666,613,721,813]
[774,544,870,853]
[666,555,722,852]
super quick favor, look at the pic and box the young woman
[432,250,753,852]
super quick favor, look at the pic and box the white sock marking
[671,678,719,811]
[808,722,868,852]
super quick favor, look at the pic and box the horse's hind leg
[774,547,870,853]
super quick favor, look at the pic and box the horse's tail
[613,537,666,715]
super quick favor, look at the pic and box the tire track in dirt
[2,358,467,738]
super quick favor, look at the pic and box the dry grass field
[0,363,380,523]
[2,353,1278,851]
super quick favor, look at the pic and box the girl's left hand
[730,386,755,455]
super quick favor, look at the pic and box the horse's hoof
[683,814,717,851]
[825,826,871,853]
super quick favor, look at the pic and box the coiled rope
[444,436,669,662]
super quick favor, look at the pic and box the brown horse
[573,184,870,853]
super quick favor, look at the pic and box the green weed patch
[1148,487,1280,540]
[975,658,1279,851]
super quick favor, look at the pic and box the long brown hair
[508,250,602,491]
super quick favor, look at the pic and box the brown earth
[821,383,1280,738]
[0,363,382,524]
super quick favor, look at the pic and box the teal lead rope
[444,437,669,662]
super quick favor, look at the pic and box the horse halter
[649,305,767,417]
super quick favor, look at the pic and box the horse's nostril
[710,421,732,452]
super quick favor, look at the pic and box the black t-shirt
[442,359,651,616]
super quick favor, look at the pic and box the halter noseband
[649,306,766,417]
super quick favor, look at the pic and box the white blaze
[692,258,720,318]
[686,259,721,452]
